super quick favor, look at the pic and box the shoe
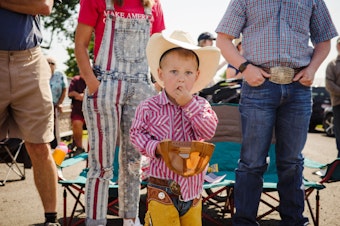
[73,147,85,156]
[44,222,61,226]
[123,218,143,226]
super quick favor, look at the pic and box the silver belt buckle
[269,66,294,84]
[168,180,181,196]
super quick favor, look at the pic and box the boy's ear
[157,68,164,81]
[196,70,200,81]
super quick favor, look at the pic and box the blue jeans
[232,80,311,226]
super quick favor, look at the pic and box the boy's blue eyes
[170,70,193,75]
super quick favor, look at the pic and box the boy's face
[158,50,199,103]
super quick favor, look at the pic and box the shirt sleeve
[62,74,68,89]
[130,102,159,158]
[309,0,338,44]
[215,0,246,37]
[181,96,218,141]
[78,0,101,27]
[151,0,165,34]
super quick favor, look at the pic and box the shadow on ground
[48,192,281,226]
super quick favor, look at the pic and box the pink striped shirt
[130,91,218,201]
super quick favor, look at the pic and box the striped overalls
[83,1,156,225]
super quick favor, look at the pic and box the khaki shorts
[0,46,54,143]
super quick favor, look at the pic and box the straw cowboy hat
[146,30,221,94]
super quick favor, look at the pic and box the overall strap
[106,0,114,11]
[144,5,152,17]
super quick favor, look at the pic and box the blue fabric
[0,9,42,50]
[233,80,311,226]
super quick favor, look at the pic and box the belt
[148,177,181,196]
[261,66,305,84]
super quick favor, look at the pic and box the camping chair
[201,104,326,226]
[303,158,340,226]
[0,138,26,186]
[58,146,122,226]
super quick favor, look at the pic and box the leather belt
[261,66,305,84]
[149,177,181,196]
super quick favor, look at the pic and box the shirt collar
[158,90,179,107]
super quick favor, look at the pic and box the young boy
[130,30,220,226]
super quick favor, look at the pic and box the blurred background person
[68,75,86,154]
[197,31,216,47]
[197,31,227,86]
[47,56,68,149]
[226,35,243,80]
[325,37,340,158]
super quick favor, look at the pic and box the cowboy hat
[146,30,221,94]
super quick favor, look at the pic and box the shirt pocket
[149,114,171,140]
[114,22,148,63]
[284,0,313,35]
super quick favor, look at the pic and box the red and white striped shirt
[130,90,218,201]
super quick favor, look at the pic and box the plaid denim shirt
[216,0,338,68]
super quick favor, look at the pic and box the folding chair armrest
[60,152,88,168]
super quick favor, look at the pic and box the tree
[42,0,94,77]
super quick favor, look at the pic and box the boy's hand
[174,85,192,106]
[155,143,162,158]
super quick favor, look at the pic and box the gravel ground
[0,130,339,226]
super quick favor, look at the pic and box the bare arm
[293,40,331,86]
[56,88,66,112]
[68,90,84,101]
[74,23,100,95]
[0,0,53,16]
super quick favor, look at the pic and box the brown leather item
[147,186,173,205]
[147,186,201,207]
[149,177,181,196]
[157,140,215,177]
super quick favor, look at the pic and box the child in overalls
[130,30,220,226]
[74,0,165,225]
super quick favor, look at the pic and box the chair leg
[315,190,320,226]
[1,145,25,185]
[63,188,67,226]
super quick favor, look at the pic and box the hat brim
[147,31,221,94]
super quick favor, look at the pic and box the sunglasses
[48,62,55,65]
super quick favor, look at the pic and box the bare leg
[72,120,84,148]
[25,142,58,212]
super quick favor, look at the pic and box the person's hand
[75,92,84,101]
[243,64,269,87]
[155,143,162,158]
[85,76,100,96]
[293,67,315,87]
[56,104,63,113]
[173,85,192,106]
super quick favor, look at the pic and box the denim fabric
[232,80,311,226]
[84,2,154,224]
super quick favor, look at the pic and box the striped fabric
[130,91,218,201]
[216,0,338,68]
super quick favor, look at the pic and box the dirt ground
[0,130,339,226]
